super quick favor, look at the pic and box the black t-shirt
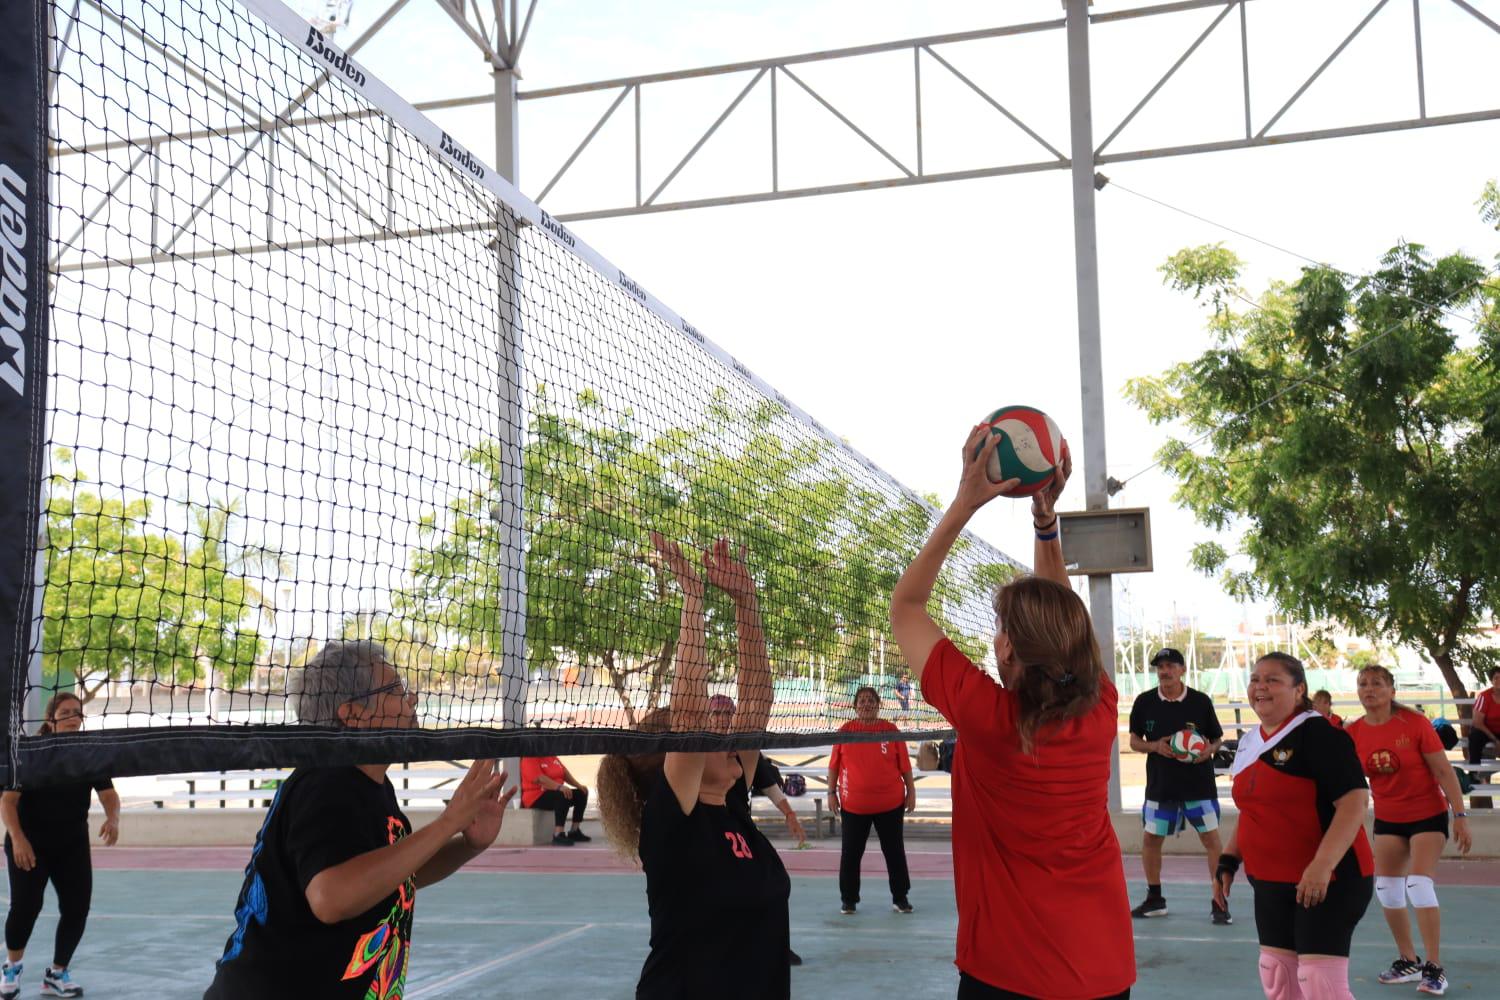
[7,778,113,844]
[724,754,782,819]
[205,767,414,1000]
[1129,687,1223,801]
[637,770,791,1000]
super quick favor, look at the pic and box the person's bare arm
[1296,788,1368,907]
[0,792,32,870]
[1422,750,1471,854]
[306,760,504,923]
[709,539,770,784]
[1029,442,1072,588]
[892,426,1020,680]
[655,533,711,815]
[97,787,121,846]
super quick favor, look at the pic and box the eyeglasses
[53,710,84,722]
[349,678,407,703]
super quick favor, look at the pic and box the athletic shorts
[957,972,1130,1000]
[1373,812,1449,840]
[1141,798,1219,836]
[1248,874,1374,957]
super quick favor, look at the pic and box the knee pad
[1297,957,1353,1000]
[1405,874,1439,909]
[1374,875,1407,909]
[1258,949,1303,1000]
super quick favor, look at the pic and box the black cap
[1150,648,1186,666]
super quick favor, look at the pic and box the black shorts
[1372,812,1449,839]
[1249,874,1373,957]
[957,973,1129,1000]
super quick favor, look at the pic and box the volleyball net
[0,0,1022,784]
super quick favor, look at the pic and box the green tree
[41,454,276,702]
[1126,229,1500,704]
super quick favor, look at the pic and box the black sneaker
[892,898,914,914]
[1211,900,1233,925]
[1417,962,1447,996]
[787,949,803,967]
[1131,894,1168,919]
[550,833,575,846]
[566,828,592,842]
[839,902,856,915]
[1377,957,1423,985]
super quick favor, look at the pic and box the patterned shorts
[1142,798,1220,837]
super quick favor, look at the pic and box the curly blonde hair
[596,707,671,862]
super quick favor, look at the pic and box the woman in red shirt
[1346,665,1470,996]
[891,427,1133,1000]
[1215,653,1373,1000]
[521,756,590,846]
[828,687,917,914]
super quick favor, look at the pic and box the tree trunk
[1429,649,1472,725]
[78,675,109,706]
[604,650,637,727]
[646,635,677,714]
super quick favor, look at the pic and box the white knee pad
[1405,874,1439,909]
[1374,875,1407,909]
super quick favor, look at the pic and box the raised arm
[890,425,1021,680]
[706,538,771,785]
[1029,441,1071,587]
[652,532,712,813]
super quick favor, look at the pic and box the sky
[304,0,1500,638]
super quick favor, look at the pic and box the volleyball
[972,405,1065,495]
[1168,728,1209,762]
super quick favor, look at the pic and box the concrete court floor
[9,845,1498,999]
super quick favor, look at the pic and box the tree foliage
[41,453,277,701]
[1127,220,1500,699]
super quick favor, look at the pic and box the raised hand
[955,424,1023,514]
[1031,439,1072,522]
[650,531,704,598]
[440,759,508,842]
[703,537,756,602]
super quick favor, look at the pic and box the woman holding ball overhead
[891,420,1134,1000]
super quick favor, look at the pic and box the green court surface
[9,848,1498,998]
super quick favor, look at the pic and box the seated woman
[206,640,518,999]
[829,686,916,915]
[521,756,590,846]
[1,693,120,1000]
[597,535,790,1000]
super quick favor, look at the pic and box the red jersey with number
[828,719,910,815]
[1346,711,1447,823]
[1231,715,1374,883]
[1475,688,1500,733]
[922,638,1134,1000]
[520,756,566,808]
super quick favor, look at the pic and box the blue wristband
[1035,529,1059,541]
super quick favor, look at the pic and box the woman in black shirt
[1,693,120,1000]
[598,535,790,1000]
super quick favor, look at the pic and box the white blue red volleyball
[972,405,1065,496]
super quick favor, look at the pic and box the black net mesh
[14,0,1023,783]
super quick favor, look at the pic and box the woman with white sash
[1214,652,1374,1000]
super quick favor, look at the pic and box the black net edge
[8,724,957,787]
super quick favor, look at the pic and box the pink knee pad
[1297,957,1354,1000]
[1258,950,1303,1000]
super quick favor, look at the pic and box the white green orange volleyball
[972,405,1065,496]
[1169,728,1209,762]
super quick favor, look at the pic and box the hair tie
[1056,672,1076,686]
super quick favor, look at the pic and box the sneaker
[1211,900,1233,925]
[1131,894,1168,919]
[566,828,591,843]
[40,968,82,998]
[893,898,914,914]
[0,962,19,1000]
[839,902,856,915]
[1417,963,1447,996]
[549,833,575,847]
[1377,957,1423,985]
[787,948,803,967]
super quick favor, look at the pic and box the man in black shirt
[1127,648,1228,925]
[205,640,514,1000]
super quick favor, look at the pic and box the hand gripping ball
[1169,728,1209,762]
[972,405,1065,496]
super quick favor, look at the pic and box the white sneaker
[0,961,19,1000]
[40,967,82,998]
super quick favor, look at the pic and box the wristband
[1453,812,1468,819]
[1035,529,1059,541]
[1033,516,1058,531]
[1216,854,1241,878]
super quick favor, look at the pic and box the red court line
[91,846,1500,887]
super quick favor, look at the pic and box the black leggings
[958,972,1130,999]
[4,830,93,968]
[1249,874,1373,957]
[839,806,910,905]
[529,788,588,828]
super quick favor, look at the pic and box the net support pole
[1064,0,1122,812]
[493,61,527,803]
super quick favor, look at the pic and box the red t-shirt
[1231,715,1374,884]
[1326,712,1344,728]
[828,719,910,815]
[521,756,566,808]
[1475,688,1500,733]
[1346,711,1447,823]
[922,638,1134,1000]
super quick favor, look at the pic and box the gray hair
[290,639,389,725]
